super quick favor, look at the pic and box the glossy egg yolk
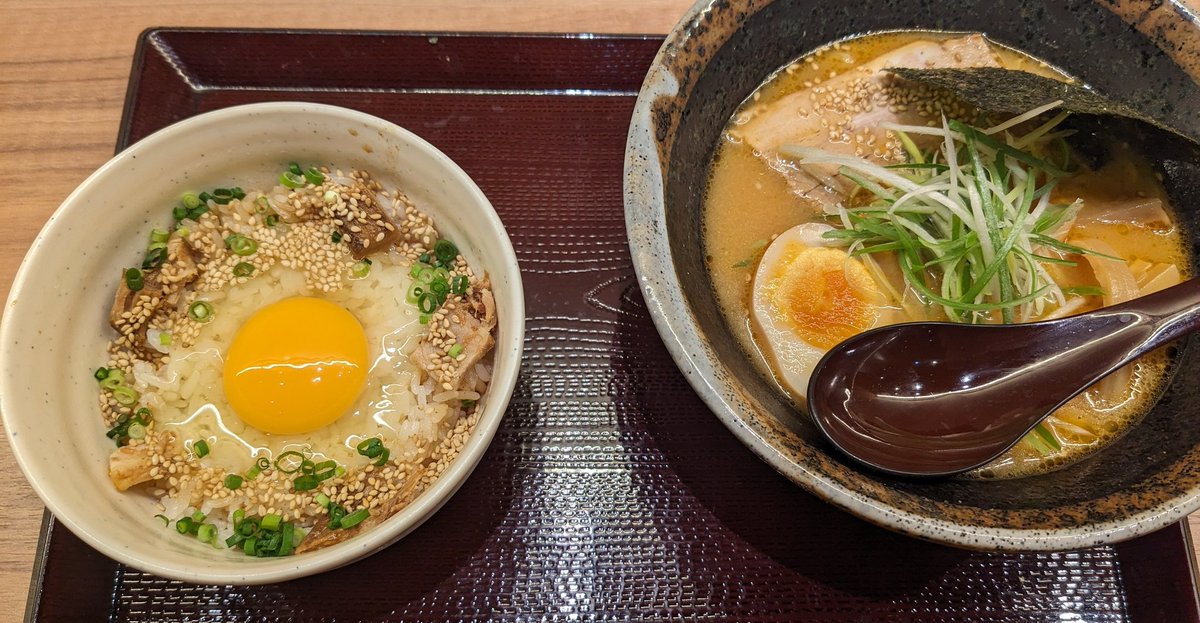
[223,296,369,435]
[768,246,880,349]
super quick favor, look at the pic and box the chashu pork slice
[735,34,1001,206]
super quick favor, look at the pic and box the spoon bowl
[808,278,1200,476]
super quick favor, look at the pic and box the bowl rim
[622,0,1200,551]
[0,101,525,583]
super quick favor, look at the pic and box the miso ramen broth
[702,31,1188,479]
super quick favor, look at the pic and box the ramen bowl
[1,102,525,582]
[624,0,1200,549]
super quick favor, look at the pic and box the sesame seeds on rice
[100,166,496,552]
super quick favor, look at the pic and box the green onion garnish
[274,450,305,474]
[134,408,152,425]
[339,508,370,529]
[181,192,202,210]
[94,367,109,381]
[175,517,194,535]
[197,523,218,545]
[127,423,146,440]
[448,343,463,358]
[142,247,167,270]
[257,456,271,471]
[233,262,255,278]
[264,214,279,227]
[356,437,384,458]
[100,376,123,390]
[260,513,282,531]
[193,439,210,458]
[350,260,371,279]
[176,226,191,238]
[188,300,214,323]
[434,239,458,265]
[327,503,346,529]
[300,459,316,475]
[304,167,325,185]
[224,474,244,490]
[315,493,331,509]
[173,205,188,221]
[372,448,389,467]
[418,292,437,314]
[451,275,468,295]
[417,267,435,284]
[149,228,170,244]
[461,399,477,408]
[288,162,302,176]
[159,332,172,346]
[155,514,169,526]
[106,368,125,383]
[225,234,258,256]
[124,268,144,292]
[279,171,305,189]
[292,474,319,491]
[419,313,431,325]
[331,230,343,244]
[111,385,139,406]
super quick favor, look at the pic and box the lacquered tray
[25,28,1200,622]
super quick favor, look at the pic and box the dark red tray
[25,28,1200,622]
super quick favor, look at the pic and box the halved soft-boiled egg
[751,222,892,399]
[223,296,369,435]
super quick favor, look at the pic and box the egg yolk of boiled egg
[223,296,369,435]
[751,223,888,399]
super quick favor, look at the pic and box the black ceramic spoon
[806,278,1200,477]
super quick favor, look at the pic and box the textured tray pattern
[26,29,1200,622]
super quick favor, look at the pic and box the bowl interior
[1,103,523,582]
[637,0,1200,546]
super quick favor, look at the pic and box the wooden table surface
[1,1,1199,621]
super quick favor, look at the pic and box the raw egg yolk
[224,296,369,435]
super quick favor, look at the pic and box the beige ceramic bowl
[0,102,524,583]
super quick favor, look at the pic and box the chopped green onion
[94,367,109,381]
[224,474,244,490]
[406,283,425,305]
[292,474,319,491]
[187,203,210,220]
[243,537,257,556]
[188,300,214,323]
[211,188,235,205]
[274,450,306,474]
[257,457,271,471]
[304,167,325,185]
[417,267,435,284]
[255,196,270,212]
[434,239,458,265]
[246,465,261,481]
[323,190,338,204]
[99,377,123,390]
[233,262,255,278]
[372,448,389,467]
[279,522,295,556]
[112,385,139,406]
[461,399,477,408]
[409,264,423,278]
[448,343,463,358]
[150,228,170,244]
[142,246,167,270]
[155,514,169,526]
[288,162,302,176]
[134,408,152,425]
[451,275,468,295]
[197,523,218,545]
[418,292,437,314]
[264,214,279,227]
[193,439,210,458]
[175,517,194,534]
[176,226,191,237]
[327,503,347,529]
[300,459,316,475]
[124,268,144,292]
[419,313,431,325]
[191,510,206,523]
[279,171,305,189]
[339,508,370,529]
[260,513,282,532]
[315,493,331,509]
[181,192,202,210]
[158,332,172,346]
[225,234,258,256]
[356,437,384,458]
[127,423,146,439]
[172,206,188,220]
[351,260,371,279]
[331,230,343,244]
[106,368,125,384]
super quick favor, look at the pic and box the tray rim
[27,26,1200,622]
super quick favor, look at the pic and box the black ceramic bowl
[624,0,1200,549]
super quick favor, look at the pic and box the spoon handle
[1114,277,1200,358]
